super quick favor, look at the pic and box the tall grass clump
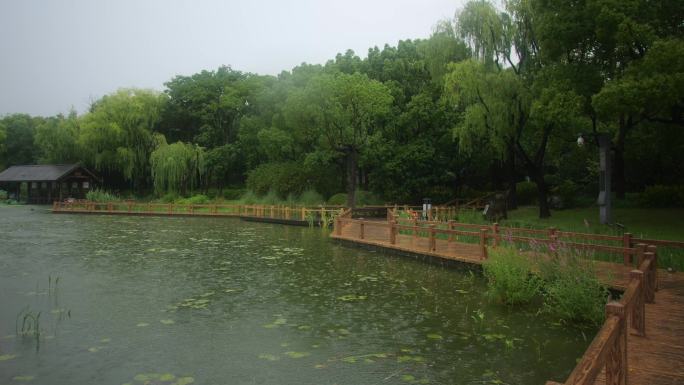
[85,188,119,202]
[483,247,542,305]
[457,208,488,224]
[0,189,7,200]
[540,252,609,327]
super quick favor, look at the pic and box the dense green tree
[79,89,166,190]
[0,114,39,167]
[162,66,252,147]
[285,72,393,207]
[34,110,81,164]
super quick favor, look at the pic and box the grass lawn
[502,206,684,241]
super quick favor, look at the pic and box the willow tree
[79,89,166,190]
[150,140,206,195]
[447,0,586,218]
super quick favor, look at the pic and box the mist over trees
[1,0,682,216]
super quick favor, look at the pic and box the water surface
[0,206,590,384]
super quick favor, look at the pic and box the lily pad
[258,353,280,361]
[88,347,100,353]
[12,375,34,381]
[160,319,175,325]
[174,376,195,385]
[426,333,443,340]
[337,294,367,302]
[0,354,17,361]
[136,322,150,327]
[284,351,310,359]
[134,373,161,382]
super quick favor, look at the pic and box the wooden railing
[546,244,658,385]
[389,213,684,266]
[53,200,344,224]
[333,216,661,385]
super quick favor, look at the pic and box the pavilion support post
[359,221,365,240]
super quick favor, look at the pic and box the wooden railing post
[548,227,557,239]
[389,221,396,245]
[479,229,488,260]
[492,222,499,247]
[605,302,627,385]
[107,202,113,213]
[630,269,646,336]
[644,251,656,303]
[646,245,658,291]
[623,233,633,265]
[359,220,365,240]
[635,243,647,266]
[335,217,342,236]
[447,220,454,243]
[428,224,436,252]
[301,207,306,220]
[412,218,418,243]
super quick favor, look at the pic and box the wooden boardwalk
[332,219,684,385]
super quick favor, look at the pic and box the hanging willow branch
[150,141,206,194]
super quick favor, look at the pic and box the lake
[0,205,591,384]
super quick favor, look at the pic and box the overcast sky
[0,0,463,116]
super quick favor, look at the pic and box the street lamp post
[597,134,612,224]
[578,133,612,224]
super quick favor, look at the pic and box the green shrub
[246,161,309,198]
[222,188,245,200]
[540,254,608,327]
[552,180,580,209]
[298,189,325,205]
[638,185,684,208]
[238,190,259,205]
[177,194,210,205]
[324,190,382,206]
[158,192,179,203]
[516,181,537,205]
[86,189,120,202]
[482,247,543,305]
[0,189,7,200]
[327,193,347,206]
[260,190,282,205]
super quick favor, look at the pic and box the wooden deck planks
[332,220,684,385]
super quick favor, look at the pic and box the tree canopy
[1,0,682,216]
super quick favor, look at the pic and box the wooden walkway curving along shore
[51,200,342,226]
[331,216,684,385]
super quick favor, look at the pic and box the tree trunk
[614,116,627,199]
[506,143,518,209]
[535,174,551,218]
[346,150,358,208]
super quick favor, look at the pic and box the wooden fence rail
[546,245,657,385]
[333,216,662,385]
[389,212,684,266]
[53,200,344,224]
